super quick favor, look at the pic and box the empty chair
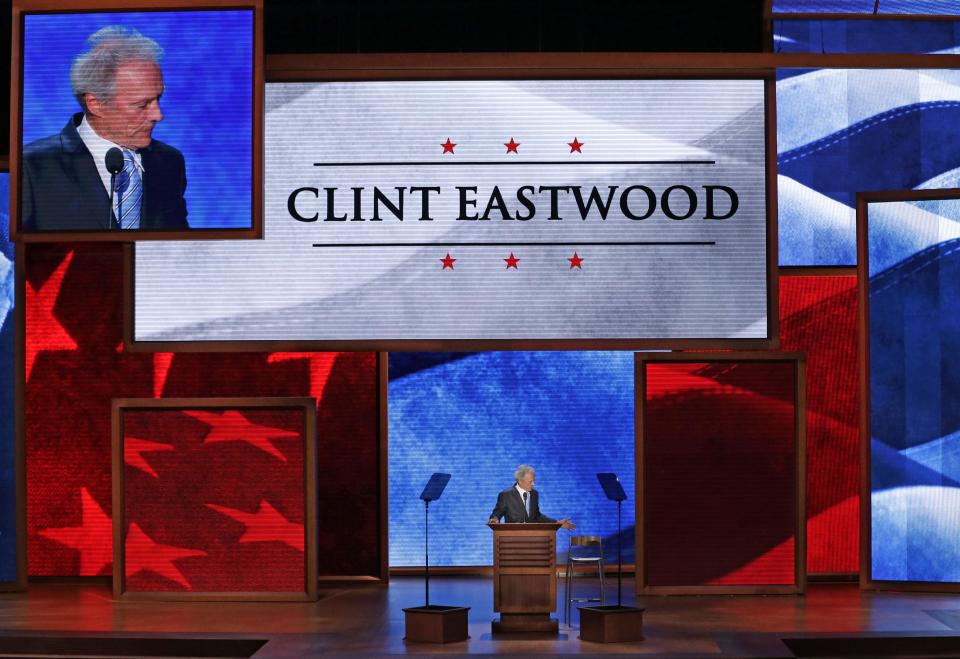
[562,535,605,626]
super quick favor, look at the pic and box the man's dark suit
[21,113,188,231]
[489,486,556,524]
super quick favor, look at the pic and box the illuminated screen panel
[25,244,378,577]
[772,0,875,10]
[134,79,769,343]
[774,19,960,53]
[773,0,960,12]
[0,173,14,584]
[779,275,858,574]
[388,352,635,566]
[867,199,960,583]
[778,68,960,266]
[18,9,253,232]
[120,406,308,594]
[643,361,798,587]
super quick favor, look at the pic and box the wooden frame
[635,351,807,595]
[377,352,389,583]
[779,266,857,276]
[265,51,960,77]
[111,396,317,601]
[857,188,960,593]
[8,0,264,242]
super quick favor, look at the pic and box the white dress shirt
[515,483,530,517]
[77,116,145,205]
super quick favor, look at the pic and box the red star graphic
[124,436,175,479]
[26,250,78,381]
[568,252,584,269]
[39,487,112,576]
[206,500,304,552]
[504,253,520,269]
[186,410,300,462]
[504,137,520,153]
[268,353,338,402]
[153,352,174,398]
[441,253,456,270]
[125,523,206,590]
[568,137,584,153]
[441,138,457,154]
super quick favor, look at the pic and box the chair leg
[598,557,605,606]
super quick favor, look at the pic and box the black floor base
[578,605,645,643]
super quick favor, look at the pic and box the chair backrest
[569,535,602,547]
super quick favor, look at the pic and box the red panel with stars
[25,243,379,579]
[116,402,314,597]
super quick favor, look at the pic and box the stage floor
[3,578,960,656]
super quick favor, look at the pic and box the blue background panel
[775,19,960,54]
[0,173,15,583]
[868,198,960,583]
[22,10,253,229]
[388,352,635,567]
[774,0,960,13]
[778,68,960,266]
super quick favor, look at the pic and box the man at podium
[488,465,576,529]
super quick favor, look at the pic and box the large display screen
[867,198,960,583]
[388,352,635,566]
[134,79,770,345]
[16,8,254,234]
[0,172,14,584]
[778,68,960,266]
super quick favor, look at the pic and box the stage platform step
[0,634,266,658]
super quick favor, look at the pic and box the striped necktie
[115,150,142,230]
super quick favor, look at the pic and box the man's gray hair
[70,25,164,111]
[514,464,535,482]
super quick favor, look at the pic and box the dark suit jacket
[489,486,556,524]
[21,113,189,231]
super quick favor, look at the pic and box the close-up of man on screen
[21,26,188,232]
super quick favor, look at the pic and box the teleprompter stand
[403,473,470,644]
[577,473,645,643]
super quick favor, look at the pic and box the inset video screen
[135,78,770,344]
[18,8,254,233]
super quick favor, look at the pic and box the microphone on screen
[105,147,124,230]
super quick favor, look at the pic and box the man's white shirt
[514,483,530,517]
[77,116,145,208]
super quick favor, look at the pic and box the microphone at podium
[104,147,125,229]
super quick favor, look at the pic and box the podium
[488,522,561,634]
